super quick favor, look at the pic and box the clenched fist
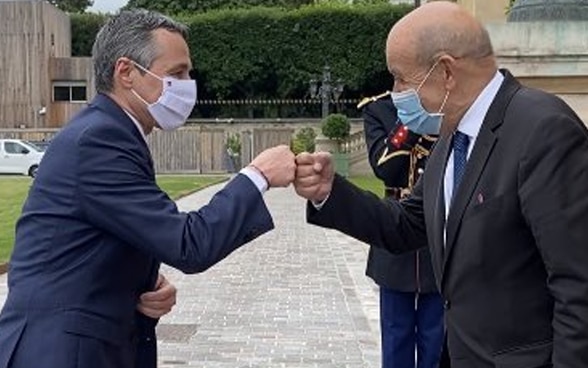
[249,145,296,188]
[294,151,335,202]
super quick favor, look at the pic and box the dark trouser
[380,288,444,368]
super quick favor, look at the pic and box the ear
[113,57,135,90]
[437,54,457,92]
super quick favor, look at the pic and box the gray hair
[92,9,188,93]
[415,23,494,68]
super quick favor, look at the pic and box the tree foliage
[321,113,350,142]
[124,0,314,15]
[49,0,93,13]
[291,127,316,154]
[184,4,409,100]
[71,4,412,117]
[70,13,108,56]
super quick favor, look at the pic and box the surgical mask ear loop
[132,61,163,82]
[437,90,450,114]
[129,61,161,106]
[416,59,442,93]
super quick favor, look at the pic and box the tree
[124,0,314,15]
[49,0,93,13]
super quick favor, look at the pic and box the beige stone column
[456,0,510,22]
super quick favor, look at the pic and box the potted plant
[317,113,351,176]
[225,133,242,173]
[290,127,317,155]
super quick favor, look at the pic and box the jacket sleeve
[74,126,274,274]
[307,175,427,254]
[519,110,588,365]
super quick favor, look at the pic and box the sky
[88,0,128,14]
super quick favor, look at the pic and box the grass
[0,176,33,262]
[0,173,382,263]
[348,175,385,198]
[0,174,229,263]
[157,175,229,200]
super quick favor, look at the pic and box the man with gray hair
[0,9,295,368]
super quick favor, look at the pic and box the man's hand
[249,145,296,188]
[137,273,177,319]
[294,151,334,202]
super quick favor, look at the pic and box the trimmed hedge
[71,4,411,117]
[71,13,108,58]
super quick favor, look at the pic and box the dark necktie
[452,131,470,201]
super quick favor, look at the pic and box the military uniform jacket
[359,92,437,293]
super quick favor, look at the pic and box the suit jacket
[308,71,588,367]
[361,94,437,293]
[0,94,274,368]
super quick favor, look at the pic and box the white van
[0,139,45,177]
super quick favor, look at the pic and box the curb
[0,262,7,275]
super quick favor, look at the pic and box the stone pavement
[0,181,382,368]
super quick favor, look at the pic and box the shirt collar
[456,70,504,139]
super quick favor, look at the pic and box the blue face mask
[390,61,449,136]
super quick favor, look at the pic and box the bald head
[385,1,499,135]
[387,1,494,69]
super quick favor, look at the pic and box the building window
[52,81,87,103]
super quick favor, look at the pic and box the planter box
[332,151,349,177]
[315,136,349,177]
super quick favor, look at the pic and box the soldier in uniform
[358,91,444,368]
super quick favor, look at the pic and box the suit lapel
[429,136,452,276]
[441,71,522,276]
[443,129,497,265]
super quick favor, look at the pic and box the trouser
[380,288,444,368]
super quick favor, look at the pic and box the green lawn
[157,175,229,200]
[348,175,385,198]
[0,173,382,263]
[0,177,33,262]
[0,174,229,263]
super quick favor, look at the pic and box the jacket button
[444,300,451,310]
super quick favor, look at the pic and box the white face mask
[131,62,197,131]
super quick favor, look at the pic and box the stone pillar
[456,0,509,22]
[485,0,588,126]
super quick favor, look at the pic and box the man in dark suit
[359,92,443,368]
[0,9,295,368]
[294,2,588,367]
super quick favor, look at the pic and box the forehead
[150,29,192,71]
[386,32,419,78]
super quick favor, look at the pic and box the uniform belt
[384,187,405,200]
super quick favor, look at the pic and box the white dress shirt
[443,71,504,218]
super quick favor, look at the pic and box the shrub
[291,127,316,154]
[226,133,241,156]
[70,4,412,118]
[321,113,350,142]
[70,13,108,57]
